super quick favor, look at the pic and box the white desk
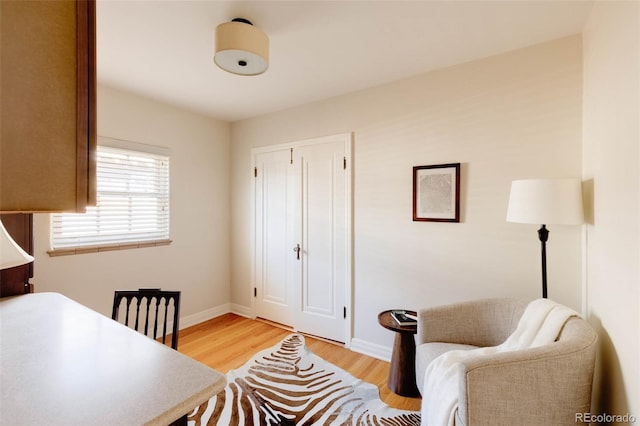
[0,293,225,425]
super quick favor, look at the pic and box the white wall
[230,36,584,351]
[32,86,231,322]
[583,1,640,420]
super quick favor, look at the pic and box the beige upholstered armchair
[415,298,597,426]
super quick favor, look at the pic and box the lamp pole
[538,224,549,299]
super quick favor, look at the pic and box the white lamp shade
[0,219,34,270]
[506,179,584,225]
[214,20,269,76]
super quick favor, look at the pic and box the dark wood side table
[378,310,420,397]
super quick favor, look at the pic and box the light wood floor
[177,313,422,411]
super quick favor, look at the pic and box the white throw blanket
[421,299,578,426]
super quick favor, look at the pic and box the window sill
[47,239,172,257]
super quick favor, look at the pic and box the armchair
[415,298,597,425]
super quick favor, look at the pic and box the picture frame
[413,163,460,222]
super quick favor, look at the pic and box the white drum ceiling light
[214,18,269,76]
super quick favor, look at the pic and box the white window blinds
[52,145,170,250]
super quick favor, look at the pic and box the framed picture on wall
[413,163,460,222]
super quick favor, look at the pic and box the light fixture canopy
[214,18,269,76]
[0,219,34,270]
[506,178,584,225]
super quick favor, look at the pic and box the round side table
[378,310,420,397]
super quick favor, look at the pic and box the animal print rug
[187,333,420,425]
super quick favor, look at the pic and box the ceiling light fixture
[214,18,269,76]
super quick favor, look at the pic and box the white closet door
[293,139,348,343]
[254,134,351,343]
[254,149,297,327]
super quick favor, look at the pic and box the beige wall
[230,36,584,350]
[583,1,640,420]
[32,86,231,322]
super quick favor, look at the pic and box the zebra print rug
[187,333,420,425]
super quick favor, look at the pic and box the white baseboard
[350,337,392,362]
[175,303,253,331]
[177,303,230,330]
[230,303,253,318]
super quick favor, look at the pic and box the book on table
[391,310,417,326]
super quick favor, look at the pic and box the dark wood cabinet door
[0,214,34,297]
[0,0,96,213]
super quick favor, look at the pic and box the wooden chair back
[112,288,181,350]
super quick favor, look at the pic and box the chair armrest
[416,298,526,347]
[456,338,597,425]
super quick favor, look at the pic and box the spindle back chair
[111,288,181,350]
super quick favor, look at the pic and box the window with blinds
[51,144,170,253]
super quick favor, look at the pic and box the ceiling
[97,1,593,123]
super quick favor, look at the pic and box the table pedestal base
[388,332,420,397]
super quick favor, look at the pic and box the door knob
[293,244,301,260]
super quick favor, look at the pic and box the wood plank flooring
[178,313,422,411]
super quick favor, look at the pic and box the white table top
[0,292,225,426]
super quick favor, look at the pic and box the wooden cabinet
[0,0,96,213]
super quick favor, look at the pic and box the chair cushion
[416,342,478,395]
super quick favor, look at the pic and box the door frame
[250,132,353,347]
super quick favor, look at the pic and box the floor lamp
[0,219,34,270]
[506,179,584,298]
